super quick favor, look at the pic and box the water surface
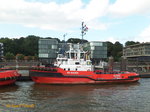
[0,79,150,112]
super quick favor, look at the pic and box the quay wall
[1,61,150,81]
[0,60,39,70]
[0,61,39,81]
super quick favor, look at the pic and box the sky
[0,0,150,44]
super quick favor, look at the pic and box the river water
[0,78,150,112]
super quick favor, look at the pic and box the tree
[0,38,14,55]
[112,41,123,61]
[67,38,88,43]
[16,54,25,60]
[106,41,114,57]
[125,41,140,47]
[23,35,40,56]
[5,52,15,60]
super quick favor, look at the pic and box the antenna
[62,33,67,55]
[63,33,67,42]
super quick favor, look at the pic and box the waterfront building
[83,41,107,64]
[38,39,58,64]
[123,42,150,73]
[38,39,107,66]
[0,43,4,61]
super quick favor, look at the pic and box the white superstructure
[54,43,94,71]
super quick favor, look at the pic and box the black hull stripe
[0,77,18,81]
[29,71,63,77]
[29,71,136,81]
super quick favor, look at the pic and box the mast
[81,22,84,41]
[60,34,67,55]
[81,22,88,44]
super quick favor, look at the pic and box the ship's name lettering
[67,72,79,74]
[113,74,121,78]
[76,66,81,68]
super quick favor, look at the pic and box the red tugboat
[30,43,140,84]
[0,68,20,86]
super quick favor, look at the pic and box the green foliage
[107,41,123,61]
[0,35,40,56]
[5,52,15,60]
[45,37,60,43]
[23,35,40,56]
[0,35,141,62]
[16,54,25,60]
[114,42,123,61]
[0,38,14,55]
[67,38,88,44]
[125,41,140,47]
[106,41,113,57]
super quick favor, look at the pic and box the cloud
[96,36,118,43]
[106,36,118,43]
[0,0,109,31]
[136,25,150,42]
[87,21,108,30]
[108,0,150,17]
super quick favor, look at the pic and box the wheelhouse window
[75,62,80,65]
[67,53,70,58]
[81,53,84,59]
[71,53,75,59]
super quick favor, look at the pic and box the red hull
[30,67,140,84]
[31,77,139,84]
[0,70,20,86]
[0,79,17,86]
